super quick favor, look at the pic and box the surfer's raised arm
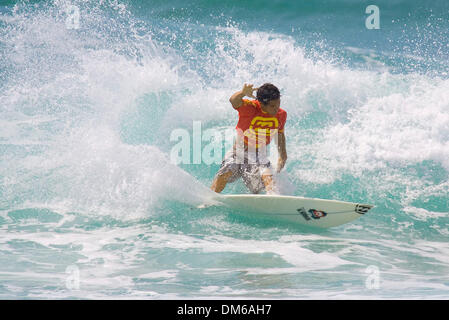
[229,83,258,109]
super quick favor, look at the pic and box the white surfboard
[216,194,373,228]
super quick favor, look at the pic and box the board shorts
[215,149,272,194]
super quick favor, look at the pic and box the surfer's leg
[261,168,277,194]
[242,165,265,194]
[242,161,278,195]
[246,165,277,194]
[211,151,241,193]
[211,170,234,193]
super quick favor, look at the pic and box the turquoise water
[0,0,448,299]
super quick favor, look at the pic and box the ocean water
[0,0,448,299]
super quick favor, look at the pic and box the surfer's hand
[276,157,286,173]
[242,83,258,99]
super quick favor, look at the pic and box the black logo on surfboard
[297,207,328,221]
[355,204,372,215]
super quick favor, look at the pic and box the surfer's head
[257,83,280,115]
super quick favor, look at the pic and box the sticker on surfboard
[297,207,328,221]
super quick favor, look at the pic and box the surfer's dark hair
[257,83,280,104]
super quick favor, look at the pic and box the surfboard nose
[355,204,374,215]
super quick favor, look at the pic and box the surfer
[211,83,287,194]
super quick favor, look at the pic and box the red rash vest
[235,99,287,148]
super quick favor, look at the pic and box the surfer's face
[261,98,280,115]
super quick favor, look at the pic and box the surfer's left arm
[276,131,287,173]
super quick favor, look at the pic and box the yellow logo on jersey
[241,116,279,148]
[250,117,278,135]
